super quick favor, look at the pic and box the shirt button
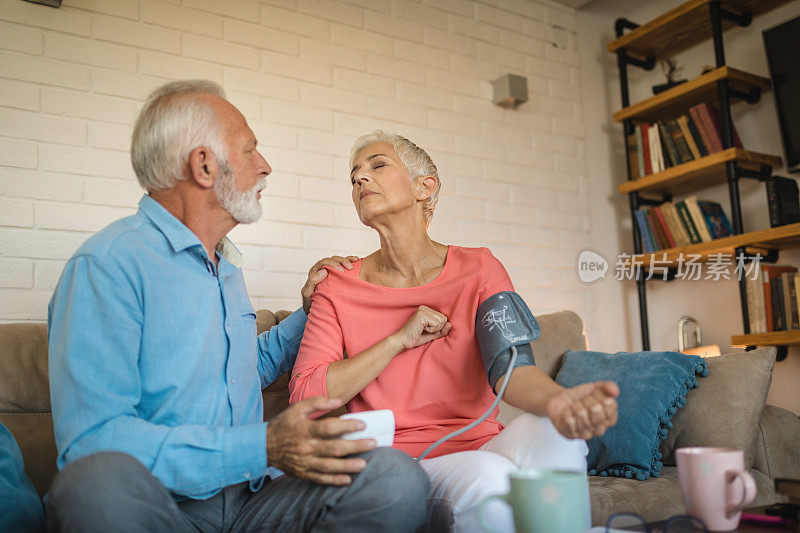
[229,377,236,384]
[244,471,251,479]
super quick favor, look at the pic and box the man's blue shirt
[47,195,308,499]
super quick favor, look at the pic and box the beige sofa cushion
[0,323,50,413]
[527,310,588,379]
[659,348,776,468]
[589,466,777,525]
[0,323,54,496]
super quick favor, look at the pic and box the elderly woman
[289,131,618,532]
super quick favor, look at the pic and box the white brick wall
[0,0,588,324]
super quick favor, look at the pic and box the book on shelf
[783,271,799,330]
[746,271,767,333]
[697,200,733,239]
[667,120,693,163]
[627,134,640,179]
[766,176,800,228]
[673,200,703,244]
[749,265,800,334]
[688,103,743,153]
[626,108,742,179]
[652,205,676,248]
[684,196,714,242]
[772,276,786,332]
[648,125,665,173]
[659,121,679,167]
[634,199,733,252]
[646,208,666,249]
[640,123,652,175]
[662,202,691,246]
[634,209,655,252]
[677,115,705,159]
[635,125,645,178]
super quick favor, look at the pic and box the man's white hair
[131,80,228,192]
[349,131,441,224]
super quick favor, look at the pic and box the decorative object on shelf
[766,176,800,228]
[677,316,721,357]
[652,57,688,94]
[491,74,527,109]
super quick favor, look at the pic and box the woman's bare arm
[497,359,619,440]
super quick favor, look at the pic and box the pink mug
[676,447,757,531]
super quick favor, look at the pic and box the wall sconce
[492,74,528,109]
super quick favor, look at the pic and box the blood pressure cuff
[476,291,540,389]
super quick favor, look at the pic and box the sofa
[2,309,798,526]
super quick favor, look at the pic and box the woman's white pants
[420,413,590,532]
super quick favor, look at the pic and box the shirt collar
[138,195,243,270]
[139,195,204,254]
[216,237,243,269]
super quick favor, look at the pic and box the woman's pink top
[288,246,515,459]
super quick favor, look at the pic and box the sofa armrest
[752,405,800,480]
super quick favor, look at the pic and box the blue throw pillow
[554,350,708,480]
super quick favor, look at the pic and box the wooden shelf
[627,222,800,268]
[731,330,800,347]
[618,148,782,196]
[606,0,793,61]
[612,67,771,124]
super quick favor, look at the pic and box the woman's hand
[391,305,452,352]
[545,381,619,440]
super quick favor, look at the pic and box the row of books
[626,103,743,178]
[634,196,733,252]
[745,265,800,334]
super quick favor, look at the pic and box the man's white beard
[213,161,266,224]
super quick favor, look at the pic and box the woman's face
[350,142,418,226]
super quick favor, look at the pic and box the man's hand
[301,255,360,314]
[266,396,377,486]
[545,381,619,440]
[391,305,452,352]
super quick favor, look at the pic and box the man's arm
[256,255,360,386]
[48,255,269,499]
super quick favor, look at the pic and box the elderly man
[46,80,429,532]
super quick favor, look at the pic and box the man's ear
[187,146,218,190]
[415,175,438,200]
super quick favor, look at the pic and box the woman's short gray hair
[349,130,441,224]
[131,80,228,192]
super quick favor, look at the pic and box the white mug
[340,409,395,447]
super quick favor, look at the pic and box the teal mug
[478,469,589,533]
